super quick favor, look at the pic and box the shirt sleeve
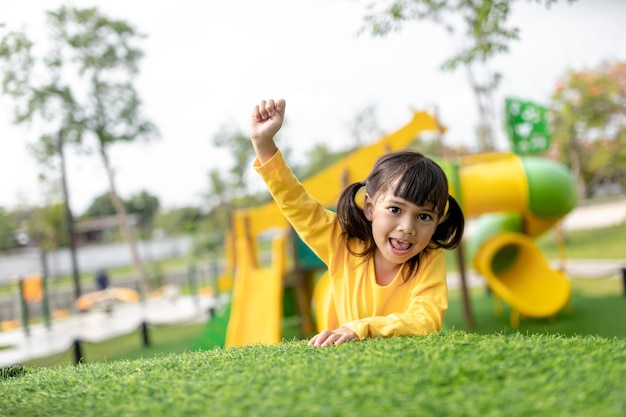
[340,250,448,339]
[254,150,341,264]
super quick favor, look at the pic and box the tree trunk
[466,63,496,152]
[99,144,149,295]
[569,128,587,198]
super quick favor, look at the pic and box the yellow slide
[224,111,443,347]
[459,153,577,326]
[473,232,571,327]
[225,226,287,347]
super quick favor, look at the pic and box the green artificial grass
[1,331,625,417]
[445,290,626,339]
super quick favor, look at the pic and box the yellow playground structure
[218,111,578,347]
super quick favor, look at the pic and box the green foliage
[0,207,18,250]
[125,190,160,230]
[212,125,258,196]
[39,6,158,148]
[550,61,626,197]
[360,0,571,152]
[1,332,624,416]
[83,192,117,217]
[155,206,204,235]
[27,202,68,250]
[81,190,160,239]
[347,103,383,147]
[362,0,564,71]
[297,143,352,179]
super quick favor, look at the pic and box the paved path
[562,198,626,231]
[0,294,221,368]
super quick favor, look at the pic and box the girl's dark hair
[337,150,465,282]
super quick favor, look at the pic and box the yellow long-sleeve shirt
[255,150,448,340]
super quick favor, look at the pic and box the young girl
[250,99,464,347]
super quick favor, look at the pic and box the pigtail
[431,195,465,249]
[337,181,372,255]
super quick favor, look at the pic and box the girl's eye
[388,207,401,214]
[419,213,433,221]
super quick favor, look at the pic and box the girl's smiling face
[363,190,439,270]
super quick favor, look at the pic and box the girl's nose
[398,217,416,235]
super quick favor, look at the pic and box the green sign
[504,97,551,154]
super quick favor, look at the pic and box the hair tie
[360,181,366,187]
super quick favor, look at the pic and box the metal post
[18,278,30,337]
[621,268,626,297]
[40,250,51,329]
[41,274,51,330]
[73,339,83,364]
[140,321,151,346]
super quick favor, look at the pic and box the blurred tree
[0,207,18,251]
[550,61,626,198]
[360,0,573,152]
[126,190,160,234]
[155,206,203,236]
[193,123,289,255]
[203,168,231,233]
[0,7,158,293]
[83,190,160,239]
[83,192,117,218]
[299,143,348,180]
[212,125,259,198]
[347,103,383,148]
[24,202,67,252]
[299,104,383,179]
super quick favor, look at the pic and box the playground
[0,110,625,417]
[201,109,622,348]
[1,109,626,365]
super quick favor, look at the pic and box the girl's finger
[266,99,275,116]
[258,100,268,118]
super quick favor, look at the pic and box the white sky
[0,0,624,213]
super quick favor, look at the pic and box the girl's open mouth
[389,238,412,255]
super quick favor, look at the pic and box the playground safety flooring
[0,293,220,368]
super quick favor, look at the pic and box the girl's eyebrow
[387,197,437,213]
[385,197,409,206]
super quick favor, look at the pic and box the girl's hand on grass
[308,327,358,347]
